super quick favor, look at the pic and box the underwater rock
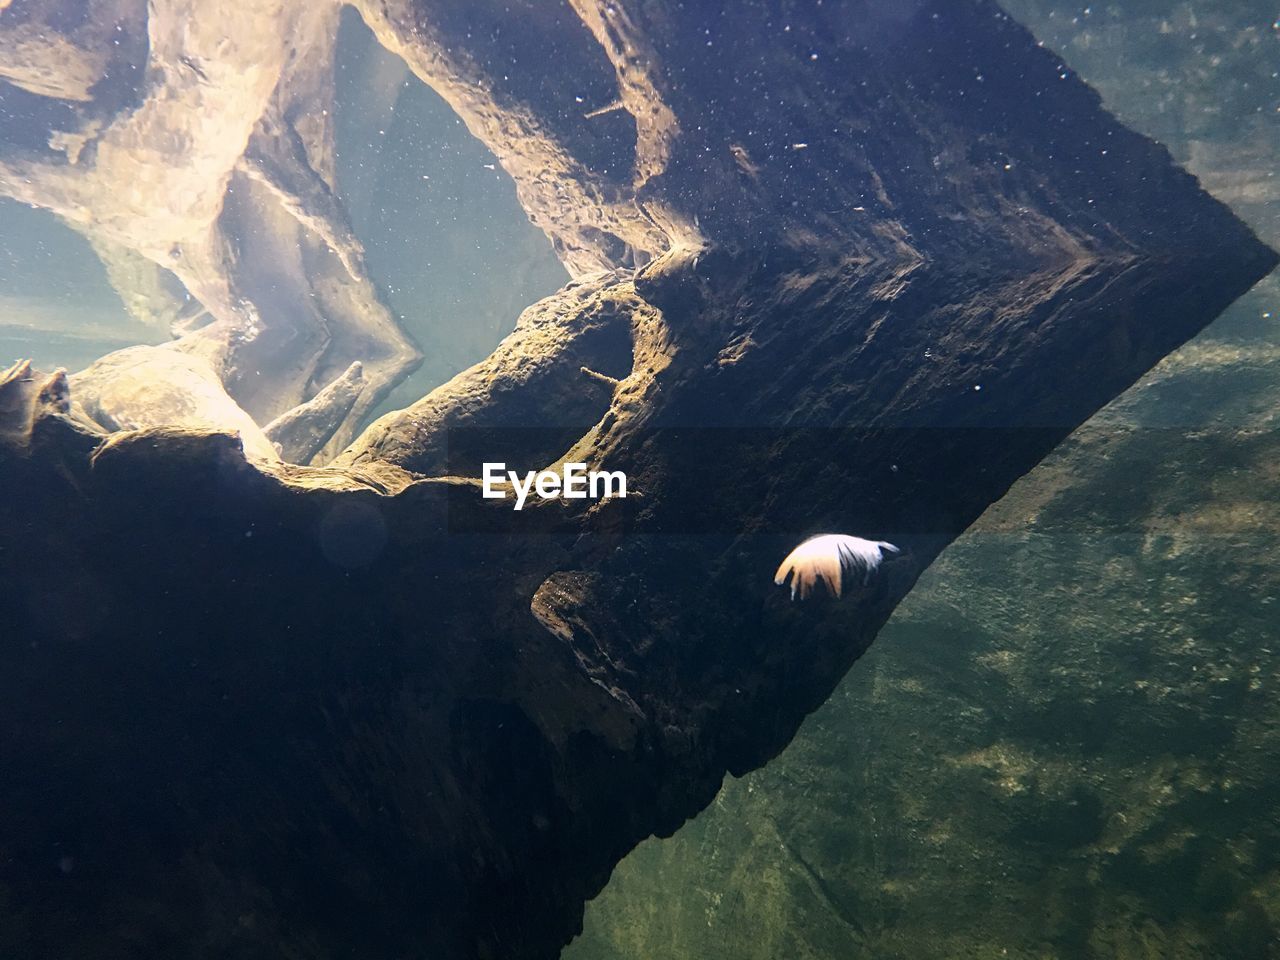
[0,3,1275,960]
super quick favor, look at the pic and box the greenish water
[0,198,152,372]
[0,2,1276,956]
[566,3,1279,959]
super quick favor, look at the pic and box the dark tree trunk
[0,2,1275,959]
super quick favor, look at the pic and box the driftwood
[0,2,1276,960]
[263,361,366,465]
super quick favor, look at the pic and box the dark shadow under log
[0,2,1276,960]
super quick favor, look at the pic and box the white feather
[774,534,899,600]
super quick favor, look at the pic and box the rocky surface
[0,2,1275,959]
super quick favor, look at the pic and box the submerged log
[69,343,281,463]
[0,3,1275,960]
[0,0,421,462]
[263,361,366,465]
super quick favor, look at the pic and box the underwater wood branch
[0,0,421,461]
[0,3,1277,960]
